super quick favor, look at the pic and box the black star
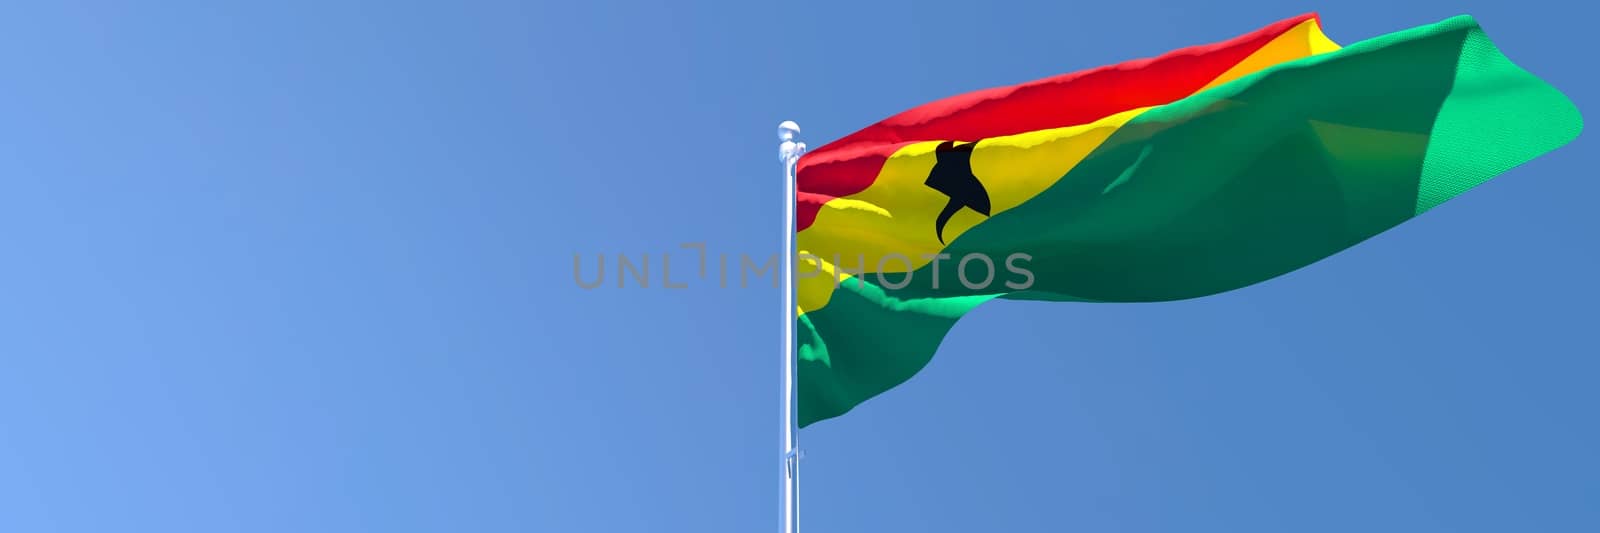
[924,141,992,244]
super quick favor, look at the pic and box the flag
[795,14,1581,427]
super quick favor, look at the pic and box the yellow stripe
[1199,18,1340,92]
[797,19,1341,317]
[796,108,1145,316]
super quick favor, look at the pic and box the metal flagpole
[778,121,806,533]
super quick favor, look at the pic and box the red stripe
[796,13,1320,231]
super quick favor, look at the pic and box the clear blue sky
[0,1,1594,531]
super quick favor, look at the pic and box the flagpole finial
[778,121,806,164]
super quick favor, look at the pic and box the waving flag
[795,14,1581,427]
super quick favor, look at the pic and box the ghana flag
[795,13,1581,427]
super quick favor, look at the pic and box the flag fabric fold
[795,14,1582,428]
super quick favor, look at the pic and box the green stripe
[1417,27,1583,213]
[798,16,1581,428]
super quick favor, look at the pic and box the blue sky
[0,1,1594,531]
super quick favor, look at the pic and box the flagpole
[778,120,806,533]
